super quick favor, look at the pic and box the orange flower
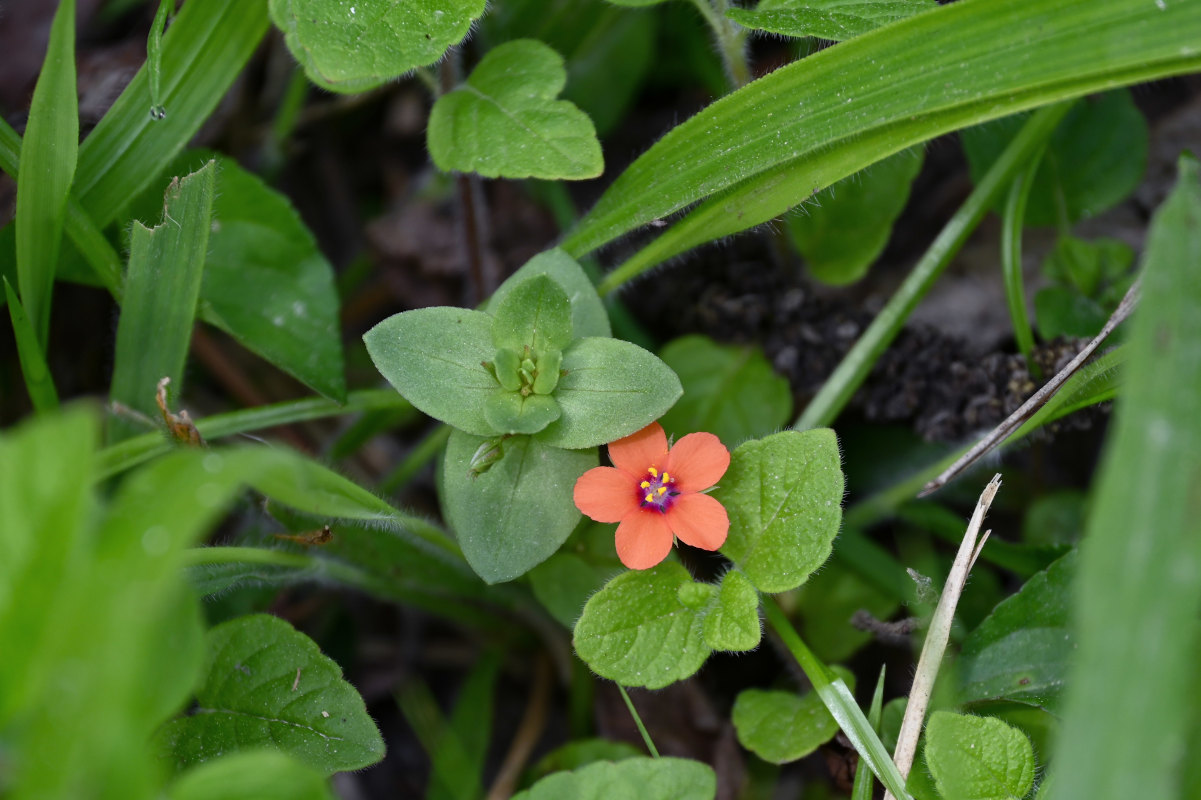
[573,422,730,570]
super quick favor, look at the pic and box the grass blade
[852,667,888,800]
[1052,155,1201,799]
[15,0,78,345]
[3,278,59,412]
[74,0,268,225]
[1001,151,1044,373]
[564,0,1201,264]
[793,102,1071,430]
[108,161,216,441]
[763,597,912,800]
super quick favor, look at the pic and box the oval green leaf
[168,750,334,800]
[484,391,561,435]
[269,0,484,93]
[924,711,1035,800]
[490,274,574,353]
[535,337,682,450]
[364,307,498,436]
[512,756,715,800]
[157,614,384,775]
[733,684,844,764]
[714,429,844,593]
[702,570,761,652]
[443,429,597,584]
[428,39,603,180]
[573,562,711,689]
[486,248,611,338]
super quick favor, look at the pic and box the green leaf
[535,337,683,450]
[1041,235,1135,298]
[481,0,657,136]
[75,0,269,226]
[486,248,611,339]
[658,335,793,447]
[528,739,643,781]
[1022,490,1086,548]
[168,750,334,800]
[562,0,1201,275]
[573,562,711,689]
[961,90,1147,227]
[958,550,1077,712]
[732,670,855,764]
[714,429,844,593]
[728,0,937,41]
[530,552,612,628]
[426,656,500,800]
[15,0,77,346]
[193,154,346,402]
[109,161,216,442]
[490,274,575,353]
[513,756,715,800]
[364,307,499,437]
[1033,287,1108,340]
[443,429,597,583]
[428,39,603,180]
[484,392,562,435]
[1052,156,1201,800]
[786,148,924,285]
[158,614,384,775]
[3,278,59,412]
[269,0,484,93]
[702,570,761,652]
[924,711,1035,800]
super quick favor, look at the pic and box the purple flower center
[638,467,679,514]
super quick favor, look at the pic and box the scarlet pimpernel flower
[573,421,730,570]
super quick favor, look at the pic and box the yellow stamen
[644,493,654,503]
[648,467,659,478]
[640,481,651,489]
[662,472,671,482]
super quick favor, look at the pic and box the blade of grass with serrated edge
[3,278,59,412]
[107,161,216,442]
[15,0,78,346]
[74,0,268,225]
[564,0,1201,270]
[1052,156,1201,800]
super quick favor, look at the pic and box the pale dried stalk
[884,474,1002,800]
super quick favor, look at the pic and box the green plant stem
[617,684,660,758]
[97,388,409,479]
[689,0,751,89]
[794,101,1073,430]
[379,424,452,494]
[1002,149,1044,376]
[181,545,313,569]
[763,596,912,800]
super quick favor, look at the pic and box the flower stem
[689,0,751,90]
[617,684,660,758]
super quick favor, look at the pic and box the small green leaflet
[428,40,603,180]
[924,711,1035,800]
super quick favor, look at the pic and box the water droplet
[149,105,166,120]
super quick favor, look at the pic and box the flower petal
[668,492,729,551]
[607,421,669,476]
[614,511,674,570]
[574,467,639,523]
[665,432,730,492]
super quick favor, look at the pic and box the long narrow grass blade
[1052,156,1201,799]
[15,0,78,345]
[74,0,268,225]
[107,162,216,442]
[3,278,59,412]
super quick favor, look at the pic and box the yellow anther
[648,467,659,478]
[644,493,654,503]
[657,486,667,496]
[640,481,651,489]
[662,472,671,482]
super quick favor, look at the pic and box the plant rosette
[363,251,682,583]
